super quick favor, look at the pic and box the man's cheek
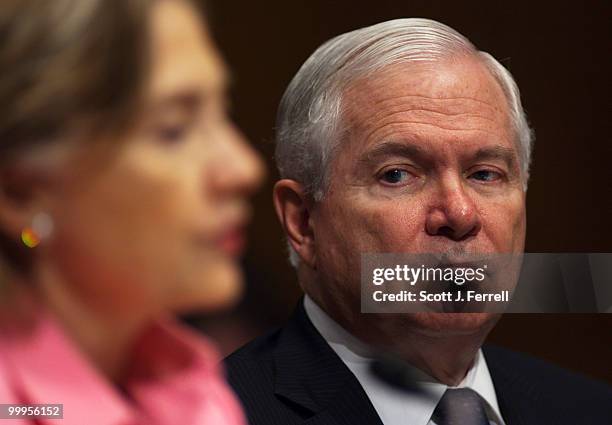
[480,192,523,219]
[481,198,525,247]
[512,209,527,250]
[358,208,415,251]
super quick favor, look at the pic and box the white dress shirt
[304,296,506,425]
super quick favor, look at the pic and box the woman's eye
[380,168,412,185]
[469,170,502,182]
[156,124,188,143]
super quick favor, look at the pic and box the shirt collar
[304,295,505,425]
[0,310,134,425]
[0,309,245,425]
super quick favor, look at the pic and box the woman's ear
[273,179,317,268]
[0,165,53,240]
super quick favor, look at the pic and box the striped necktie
[431,388,490,425]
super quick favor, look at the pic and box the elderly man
[226,18,611,425]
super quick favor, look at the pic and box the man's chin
[396,312,501,337]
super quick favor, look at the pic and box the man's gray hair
[275,18,534,266]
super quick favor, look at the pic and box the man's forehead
[343,57,509,117]
[338,57,515,155]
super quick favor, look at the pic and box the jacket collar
[272,299,384,424]
[483,345,545,425]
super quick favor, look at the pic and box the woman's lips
[216,225,246,257]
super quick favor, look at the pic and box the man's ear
[273,179,317,268]
[0,166,52,239]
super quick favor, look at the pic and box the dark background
[193,0,611,382]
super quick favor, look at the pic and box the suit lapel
[484,345,543,425]
[273,301,384,425]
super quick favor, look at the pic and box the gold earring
[21,212,54,248]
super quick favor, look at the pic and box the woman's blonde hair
[0,0,159,277]
[0,0,153,163]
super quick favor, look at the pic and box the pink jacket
[0,311,246,425]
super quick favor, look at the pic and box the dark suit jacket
[226,301,612,425]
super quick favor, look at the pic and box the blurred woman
[0,0,263,423]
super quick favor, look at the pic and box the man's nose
[425,179,482,241]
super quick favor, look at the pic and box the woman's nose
[208,124,266,197]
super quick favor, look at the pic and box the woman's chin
[173,262,245,314]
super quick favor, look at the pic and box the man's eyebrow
[356,141,519,171]
[357,141,429,166]
[471,146,518,170]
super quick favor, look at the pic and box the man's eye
[469,170,502,182]
[380,168,412,185]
